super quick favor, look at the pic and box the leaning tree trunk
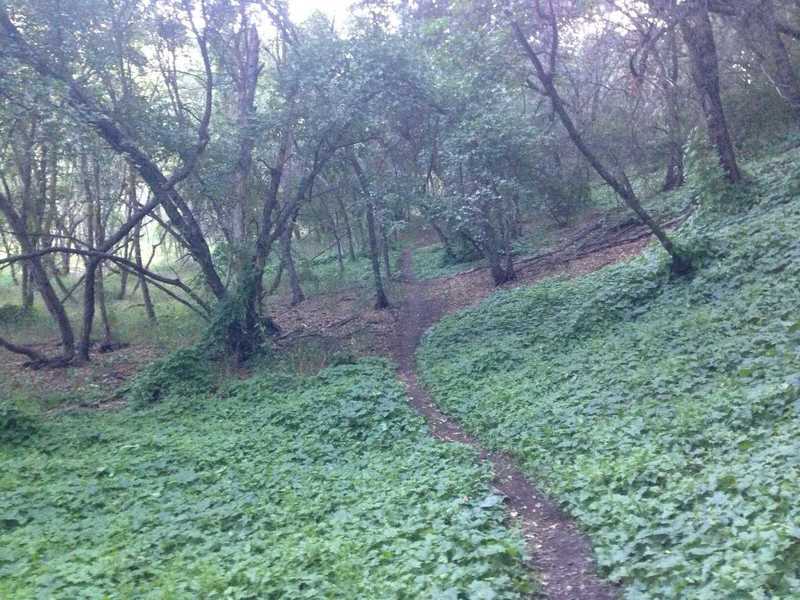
[512,20,691,274]
[679,1,742,183]
[0,190,75,363]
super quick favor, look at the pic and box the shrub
[0,398,36,443]
[0,304,27,324]
[123,346,214,406]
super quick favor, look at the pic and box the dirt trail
[391,249,618,600]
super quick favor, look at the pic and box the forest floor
[272,212,664,360]
[0,211,663,408]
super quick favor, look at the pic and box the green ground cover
[418,149,800,598]
[1,359,531,598]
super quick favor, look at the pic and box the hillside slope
[418,150,800,598]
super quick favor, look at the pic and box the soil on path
[391,249,618,600]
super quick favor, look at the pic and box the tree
[508,3,691,274]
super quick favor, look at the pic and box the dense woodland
[2,0,800,598]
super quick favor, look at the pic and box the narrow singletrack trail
[390,248,618,600]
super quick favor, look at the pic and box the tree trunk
[94,161,113,347]
[0,230,18,285]
[0,190,75,363]
[332,210,345,273]
[679,1,742,183]
[503,213,516,282]
[512,20,691,274]
[280,225,305,306]
[117,241,130,299]
[481,209,513,286]
[381,226,392,280]
[662,30,686,191]
[96,263,113,345]
[760,0,800,123]
[134,219,157,323]
[349,153,389,309]
[337,196,357,261]
[21,263,34,310]
[365,199,390,308]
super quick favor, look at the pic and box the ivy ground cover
[1,359,530,598]
[418,152,800,598]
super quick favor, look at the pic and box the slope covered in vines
[418,150,800,598]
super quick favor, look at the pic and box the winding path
[390,249,618,600]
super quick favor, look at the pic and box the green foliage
[684,128,750,213]
[0,397,36,443]
[413,230,555,280]
[418,149,800,598]
[0,360,531,598]
[0,304,26,324]
[413,244,486,280]
[122,346,214,406]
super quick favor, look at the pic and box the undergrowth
[1,359,531,598]
[418,148,800,599]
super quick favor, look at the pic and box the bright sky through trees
[290,0,352,23]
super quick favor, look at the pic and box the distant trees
[1,0,799,364]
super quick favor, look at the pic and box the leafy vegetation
[412,229,561,281]
[412,244,486,280]
[418,149,800,598]
[0,396,36,443]
[0,360,530,598]
[122,346,216,407]
[3,0,800,596]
